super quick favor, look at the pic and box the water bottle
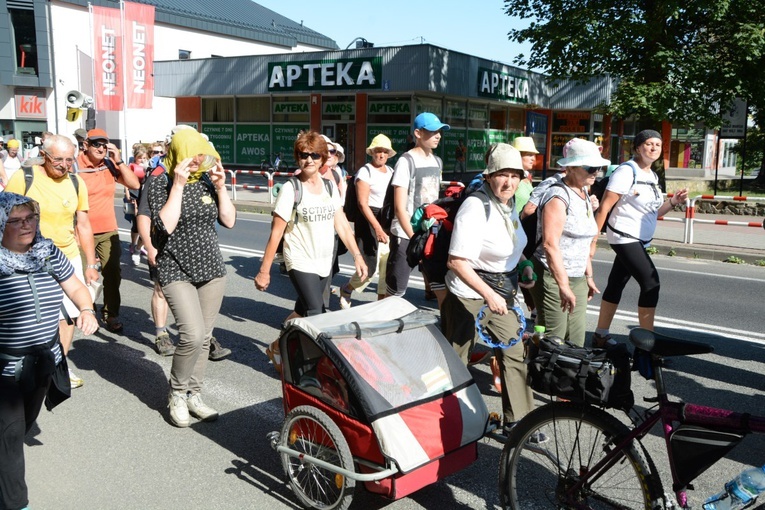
[703,465,765,510]
[531,325,545,346]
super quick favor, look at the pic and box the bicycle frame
[558,355,765,508]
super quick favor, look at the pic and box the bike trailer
[276,297,489,502]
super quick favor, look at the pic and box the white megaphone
[66,90,85,109]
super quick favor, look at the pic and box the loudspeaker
[66,90,85,109]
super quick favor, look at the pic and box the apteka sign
[477,67,529,104]
[268,57,382,92]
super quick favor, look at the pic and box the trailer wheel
[280,405,355,510]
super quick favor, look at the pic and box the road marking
[593,258,765,283]
[586,305,765,345]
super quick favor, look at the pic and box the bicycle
[260,152,288,172]
[498,327,765,509]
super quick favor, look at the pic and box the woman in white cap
[530,138,604,347]
[590,130,688,347]
[338,134,396,308]
[441,143,536,434]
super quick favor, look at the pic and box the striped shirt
[0,247,73,377]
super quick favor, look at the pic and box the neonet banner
[92,2,155,111]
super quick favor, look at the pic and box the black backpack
[343,171,362,223]
[521,181,567,259]
[406,188,491,270]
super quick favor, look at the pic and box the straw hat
[485,143,523,175]
[366,134,396,157]
[556,139,610,167]
[512,136,539,154]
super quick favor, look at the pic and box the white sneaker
[69,369,83,389]
[131,253,141,266]
[186,392,218,422]
[168,391,190,427]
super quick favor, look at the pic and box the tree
[503,0,765,185]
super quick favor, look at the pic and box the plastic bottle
[531,325,545,346]
[703,465,765,510]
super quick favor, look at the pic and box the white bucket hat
[485,143,524,175]
[320,134,344,163]
[512,136,539,154]
[556,139,610,167]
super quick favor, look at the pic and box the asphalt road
[23,208,765,510]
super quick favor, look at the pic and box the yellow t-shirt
[5,166,89,260]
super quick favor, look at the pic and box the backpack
[521,181,567,259]
[405,188,491,270]
[342,170,362,223]
[592,161,657,240]
[379,152,441,234]
[23,166,80,198]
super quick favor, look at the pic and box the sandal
[592,332,614,348]
[490,356,502,393]
[339,285,353,310]
[266,340,282,374]
[104,316,124,333]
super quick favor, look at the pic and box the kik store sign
[268,57,382,92]
[476,67,529,104]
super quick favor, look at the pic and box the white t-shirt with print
[605,161,663,245]
[390,151,442,239]
[534,184,598,277]
[446,194,526,300]
[355,163,393,209]
[273,179,337,277]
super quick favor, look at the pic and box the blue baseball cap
[413,112,450,132]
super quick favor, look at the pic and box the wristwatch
[80,308,96,315]
[86,263,100,270]
[114,160,124,165]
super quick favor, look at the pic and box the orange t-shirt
[77,153,118,234]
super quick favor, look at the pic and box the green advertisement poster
[367,125,411,167]
[272,125,308,169]
[440,129,467,174]
[235,125,271,165]
[487,129,508,146]
[467,129,489,171]
[201,124,234,164]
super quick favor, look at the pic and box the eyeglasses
[582,166,601,174]
[328,149,337,155]
[298,152,322,161]
[6,214,39,227]
[43,153,75,166]
[152,150,162,155]
[89,141,108,149]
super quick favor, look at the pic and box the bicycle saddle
[629,328,714,357]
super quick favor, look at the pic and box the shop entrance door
[323,123,354,173]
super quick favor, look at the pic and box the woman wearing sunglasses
[255,132,367,372]
[529,138,605,347]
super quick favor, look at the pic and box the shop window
[593,113,604,134]
[489,107,507,131]
[368,95,411,124]
[236,97,270,122]
[9,5,38,76]
[508,109,524,133]
[322,95,355,122]
[444,100,467,128]
[272,95,309,123]
[202,98,234,122]
[467,105,487,130]
[415,96,442,117]
[670,126,704,169]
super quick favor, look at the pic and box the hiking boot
[155,331,175,356]
[187,392,219,422]
[168,391,190,427]
[208,337,231,361]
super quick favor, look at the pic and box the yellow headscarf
[165,129,221,184]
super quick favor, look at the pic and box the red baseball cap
[87,128,109,141]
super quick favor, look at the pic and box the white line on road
[593,258,765,283]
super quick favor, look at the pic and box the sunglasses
[298,152,322,161]
[328,149,337,155]
[582,166,601,174]
[89,141,108,149]
[152,150,162,155]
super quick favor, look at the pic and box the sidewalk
[231,197,765,265]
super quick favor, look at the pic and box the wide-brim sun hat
[485,143,524,176]
[556,139,610,167]
[334,142,346,164]
[512,136,539,154]
[366,134,396,158]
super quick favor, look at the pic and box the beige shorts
[60,254,89,321]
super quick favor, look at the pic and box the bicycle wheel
[499,402,662,509]
[280,405,355,510]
